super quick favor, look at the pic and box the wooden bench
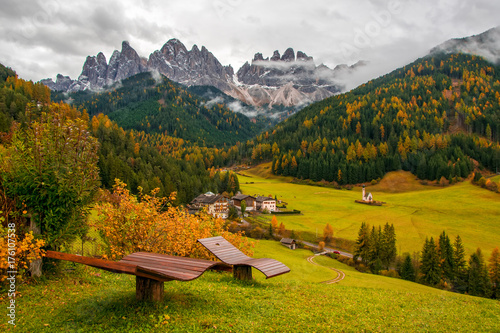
[45,250,231,302]
[197,236,291,280]
[45,237,290,301]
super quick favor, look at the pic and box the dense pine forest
[243,53,500,184]
[53,72,263,147]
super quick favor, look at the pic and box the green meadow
[239,163,500,257]
[3,166,499,332]
[3,239,499,332]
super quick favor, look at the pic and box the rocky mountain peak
[161,38,188,57]
[281,48,295,62]
[271,50,281,61]
[191,45,200,53]
[297,51,313,62]
[78,51,108,89]
[40,74,75,92]
[97,52,107,64]
[253,53,265,62]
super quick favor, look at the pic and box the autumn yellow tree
[323,223,334,243]
[93,180,254,260]
[271,215,279,232]
[278,221,286,236]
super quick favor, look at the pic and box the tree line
[353,222,397,274]
[351,221,499,299]
[403,231,499,299]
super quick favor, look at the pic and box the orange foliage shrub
[0,226,45,284]
[93,180,254,260]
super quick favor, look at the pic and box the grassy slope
[239,164,500,257]
[2,239,499,332]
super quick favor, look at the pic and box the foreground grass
[239,164,500,257]
[2,240,499,332]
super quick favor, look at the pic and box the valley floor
[238,164,500,258]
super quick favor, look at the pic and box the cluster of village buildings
[188,192,302,251]
[187,192,278,219]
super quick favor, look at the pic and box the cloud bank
[0,0,498,91]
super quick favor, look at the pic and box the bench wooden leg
[233,265,252,280]
[136,276,164,302]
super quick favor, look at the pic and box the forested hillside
[187,85,298,127]
[53,72,262,147]
[0,64,50,132]
[247,53,500,184]
[0,64,239,204]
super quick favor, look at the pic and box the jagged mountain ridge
[41,41,148,92]
[41,39,357,108]
[228,48,354,108]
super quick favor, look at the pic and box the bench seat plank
[197,236,290,279]
[45,250,231,282]
[121,252,231,281]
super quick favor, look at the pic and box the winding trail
[306,255,346,284]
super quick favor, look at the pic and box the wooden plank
[136,266,195,281]
[125,257,211,272]
[123,252,232,281]
[122,252,230,272]
[45,250,137,275]
[198,237,291,279]
[123,252,219,266]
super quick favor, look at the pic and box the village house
[280,238,297,250]
[188,192,230,219]
[255,196,277,212]
[231,194,256,211]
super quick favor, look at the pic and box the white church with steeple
[362,185,373,202]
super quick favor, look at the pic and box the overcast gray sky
[1,0,498,86]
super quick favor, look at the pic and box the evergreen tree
[438,231,455,282]
[354,222,371,265]
[400,253,416,281]
[453,235,468,292]
[467,248,492,298]
[367,226,380,270]
[488,247,500,299]
[228,205,239,220]
[381,223,397,270]
[420,237,441,286]
[366,226,384,273]
[240,200,247,215]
